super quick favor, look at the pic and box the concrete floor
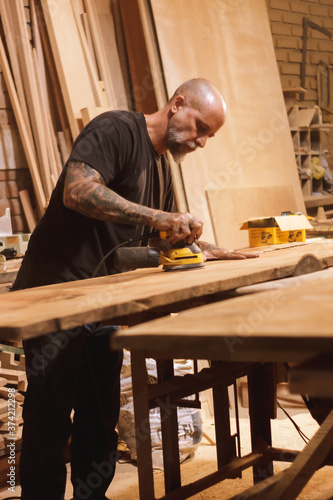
[1,404,332,500]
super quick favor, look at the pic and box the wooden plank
[0,1,35,148]
[148,0,305,243]
[0,239,333,341]
[269,410,333,500]
[80,106,113,127]
[0,368,26,383]
[136,0,188,213]
[30,2,63,178]
[206,185,299,250]
[111,260,333,363]
[95,4,128,110]
[40,0,98,139]
[119,0,158,114]
[0,388,24,402]
[312,488,333,500]
[10,0,53,201]
[71,0,107,107]
[131,351,155,500]
[19,189,37,233]
[32,0,71,138]
[31,49,58,188]
[83,0,117,108]
[0,34,46,216]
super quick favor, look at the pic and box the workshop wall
[266,0,333,106]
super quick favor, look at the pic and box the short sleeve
[68,112,132,185]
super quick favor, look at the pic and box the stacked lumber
[0,0,128,223]
[0,348,26,456]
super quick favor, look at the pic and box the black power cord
[276,399,310,444]
[91,231,160,278]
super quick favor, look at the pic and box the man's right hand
[152,212,203,244]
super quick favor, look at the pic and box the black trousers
[20,323,123,500]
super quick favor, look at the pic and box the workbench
[111,255,333,499]
[0,239,333,499]
[1,239,333,339]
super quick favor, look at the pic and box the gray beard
[167,126,197,163]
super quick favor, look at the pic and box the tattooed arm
[197,240,259,260]
[63,161,203,244]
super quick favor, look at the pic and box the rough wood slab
[0,240,333,341]
[111,264,333,364]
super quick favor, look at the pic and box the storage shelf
[304,195,333,208]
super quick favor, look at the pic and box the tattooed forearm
[63,161,168,227]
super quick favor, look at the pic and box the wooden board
[10,0,53,200]
[0,35,47,216]
[112,268,333,364]
[0,239,332,340]
[148,0,305,243]
[206,185,299,250]
[40,0,99,139]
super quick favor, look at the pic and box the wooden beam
[83,0,118,108]
[32,0,71,140]
[0,35,46,216]
[40,0,98,139]
[71,0,107,107]
[10,0,53,200]
[0,1,35,148]
[19,190,37,233]
[269,410,333,500]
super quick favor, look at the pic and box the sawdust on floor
[0,406,332,499]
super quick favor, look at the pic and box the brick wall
[266,0,333,106]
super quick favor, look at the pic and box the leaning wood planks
[0,349,26,455]
[40,0,98,139]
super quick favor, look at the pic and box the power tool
[113,231,204,272]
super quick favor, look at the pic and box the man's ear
[170,95,185,114]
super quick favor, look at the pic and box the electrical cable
[91,231,160,278]
[276,399,310,444]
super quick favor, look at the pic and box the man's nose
[196,135,208,148]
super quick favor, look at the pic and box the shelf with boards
[287,105,333,206]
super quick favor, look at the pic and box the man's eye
[197,123,207,133]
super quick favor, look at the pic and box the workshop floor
[0,402,332,500]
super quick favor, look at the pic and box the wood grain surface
[112,264,333,363]
[0,240,332,340]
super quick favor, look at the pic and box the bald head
[169,78,227,127]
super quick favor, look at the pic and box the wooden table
[111,267,333,500]
[0,239,333,340]
[0,239,333,499]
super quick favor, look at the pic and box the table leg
[211,361,236,469]
[131,350,155,500]
[248,363,276,484]
[156,359,182,494]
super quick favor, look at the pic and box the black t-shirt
[13,111,174,288]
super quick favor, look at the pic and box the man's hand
[152,212,203,244]
[197,241,259,261]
